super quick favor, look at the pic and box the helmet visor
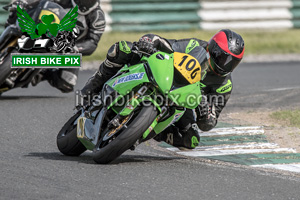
[209,42,241,76]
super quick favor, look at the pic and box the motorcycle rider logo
[17,5,78,39]
[16,5,80,53]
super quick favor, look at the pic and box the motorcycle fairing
[77,52,203,150]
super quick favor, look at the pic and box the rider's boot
[154,123,201,149]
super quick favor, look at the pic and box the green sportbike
[57,49,208,164]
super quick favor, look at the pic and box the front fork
[76,85,159,150]
[117,86,187,143]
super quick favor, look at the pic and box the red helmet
[208,29,245,76]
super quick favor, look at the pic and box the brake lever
[132,49,157,57]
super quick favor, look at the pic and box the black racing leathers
[197,72,232,131]
[74,5,105,55]
[52,0,106,55]
[48,1,105,92]
[4,0,105,93]
[51,0,105,92]
[140,34,232,132]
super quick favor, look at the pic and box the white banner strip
[201,1,293,10]
[200,129,265,137]
[198,9,292,21]
[200,20,293,30]
[166,143,280,152]
[173,148,297,157]
[252,164,300,173]
[212,126,263,132]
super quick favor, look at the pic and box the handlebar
[131,42,158,57]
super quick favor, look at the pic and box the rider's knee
[197,117,217,132]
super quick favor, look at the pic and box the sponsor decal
[119,41,131,54]
[166,112,184,128]
[191,136,199,148]
[125,104,135,111]
[172,113,183,123]
[185,39,200,54]
[147,126,154,133]
[216,79,232,94]
[112,72,145,87]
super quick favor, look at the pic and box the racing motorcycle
[57,48,208,164]
[0,0,80,95]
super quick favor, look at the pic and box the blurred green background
[84,29,300,61]
[1,0,300,62]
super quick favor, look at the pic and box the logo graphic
[11,5,81,68]
[172,113,183,124]
[216,79,232,94]
[191,136,199,148]
[17,5,78,39]
[186,39,200,54]
[165,112,184,131]
[119,41,131,54]
[112,73,145,87]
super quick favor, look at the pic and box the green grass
[83,29,300,61]
[270,110,300,128]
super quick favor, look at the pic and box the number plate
[173,52,201,84]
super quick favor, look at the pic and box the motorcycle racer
[80,29,245,149]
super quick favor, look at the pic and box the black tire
[93,105,158,164]
[57,112,87,156]
[0,50,14,86]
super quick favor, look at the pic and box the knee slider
[183,123,200,149]
[197,117,217,131]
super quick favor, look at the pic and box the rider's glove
[197,101,217,122]
[137,36,156,55]
[196,102,211,120]
[195,102,217,131]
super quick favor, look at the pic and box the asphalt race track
[1,62,300,200]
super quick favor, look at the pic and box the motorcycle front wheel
[93,104,158,164]
[57,111,87,156]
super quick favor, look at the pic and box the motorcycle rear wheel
[93,105,158,164]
